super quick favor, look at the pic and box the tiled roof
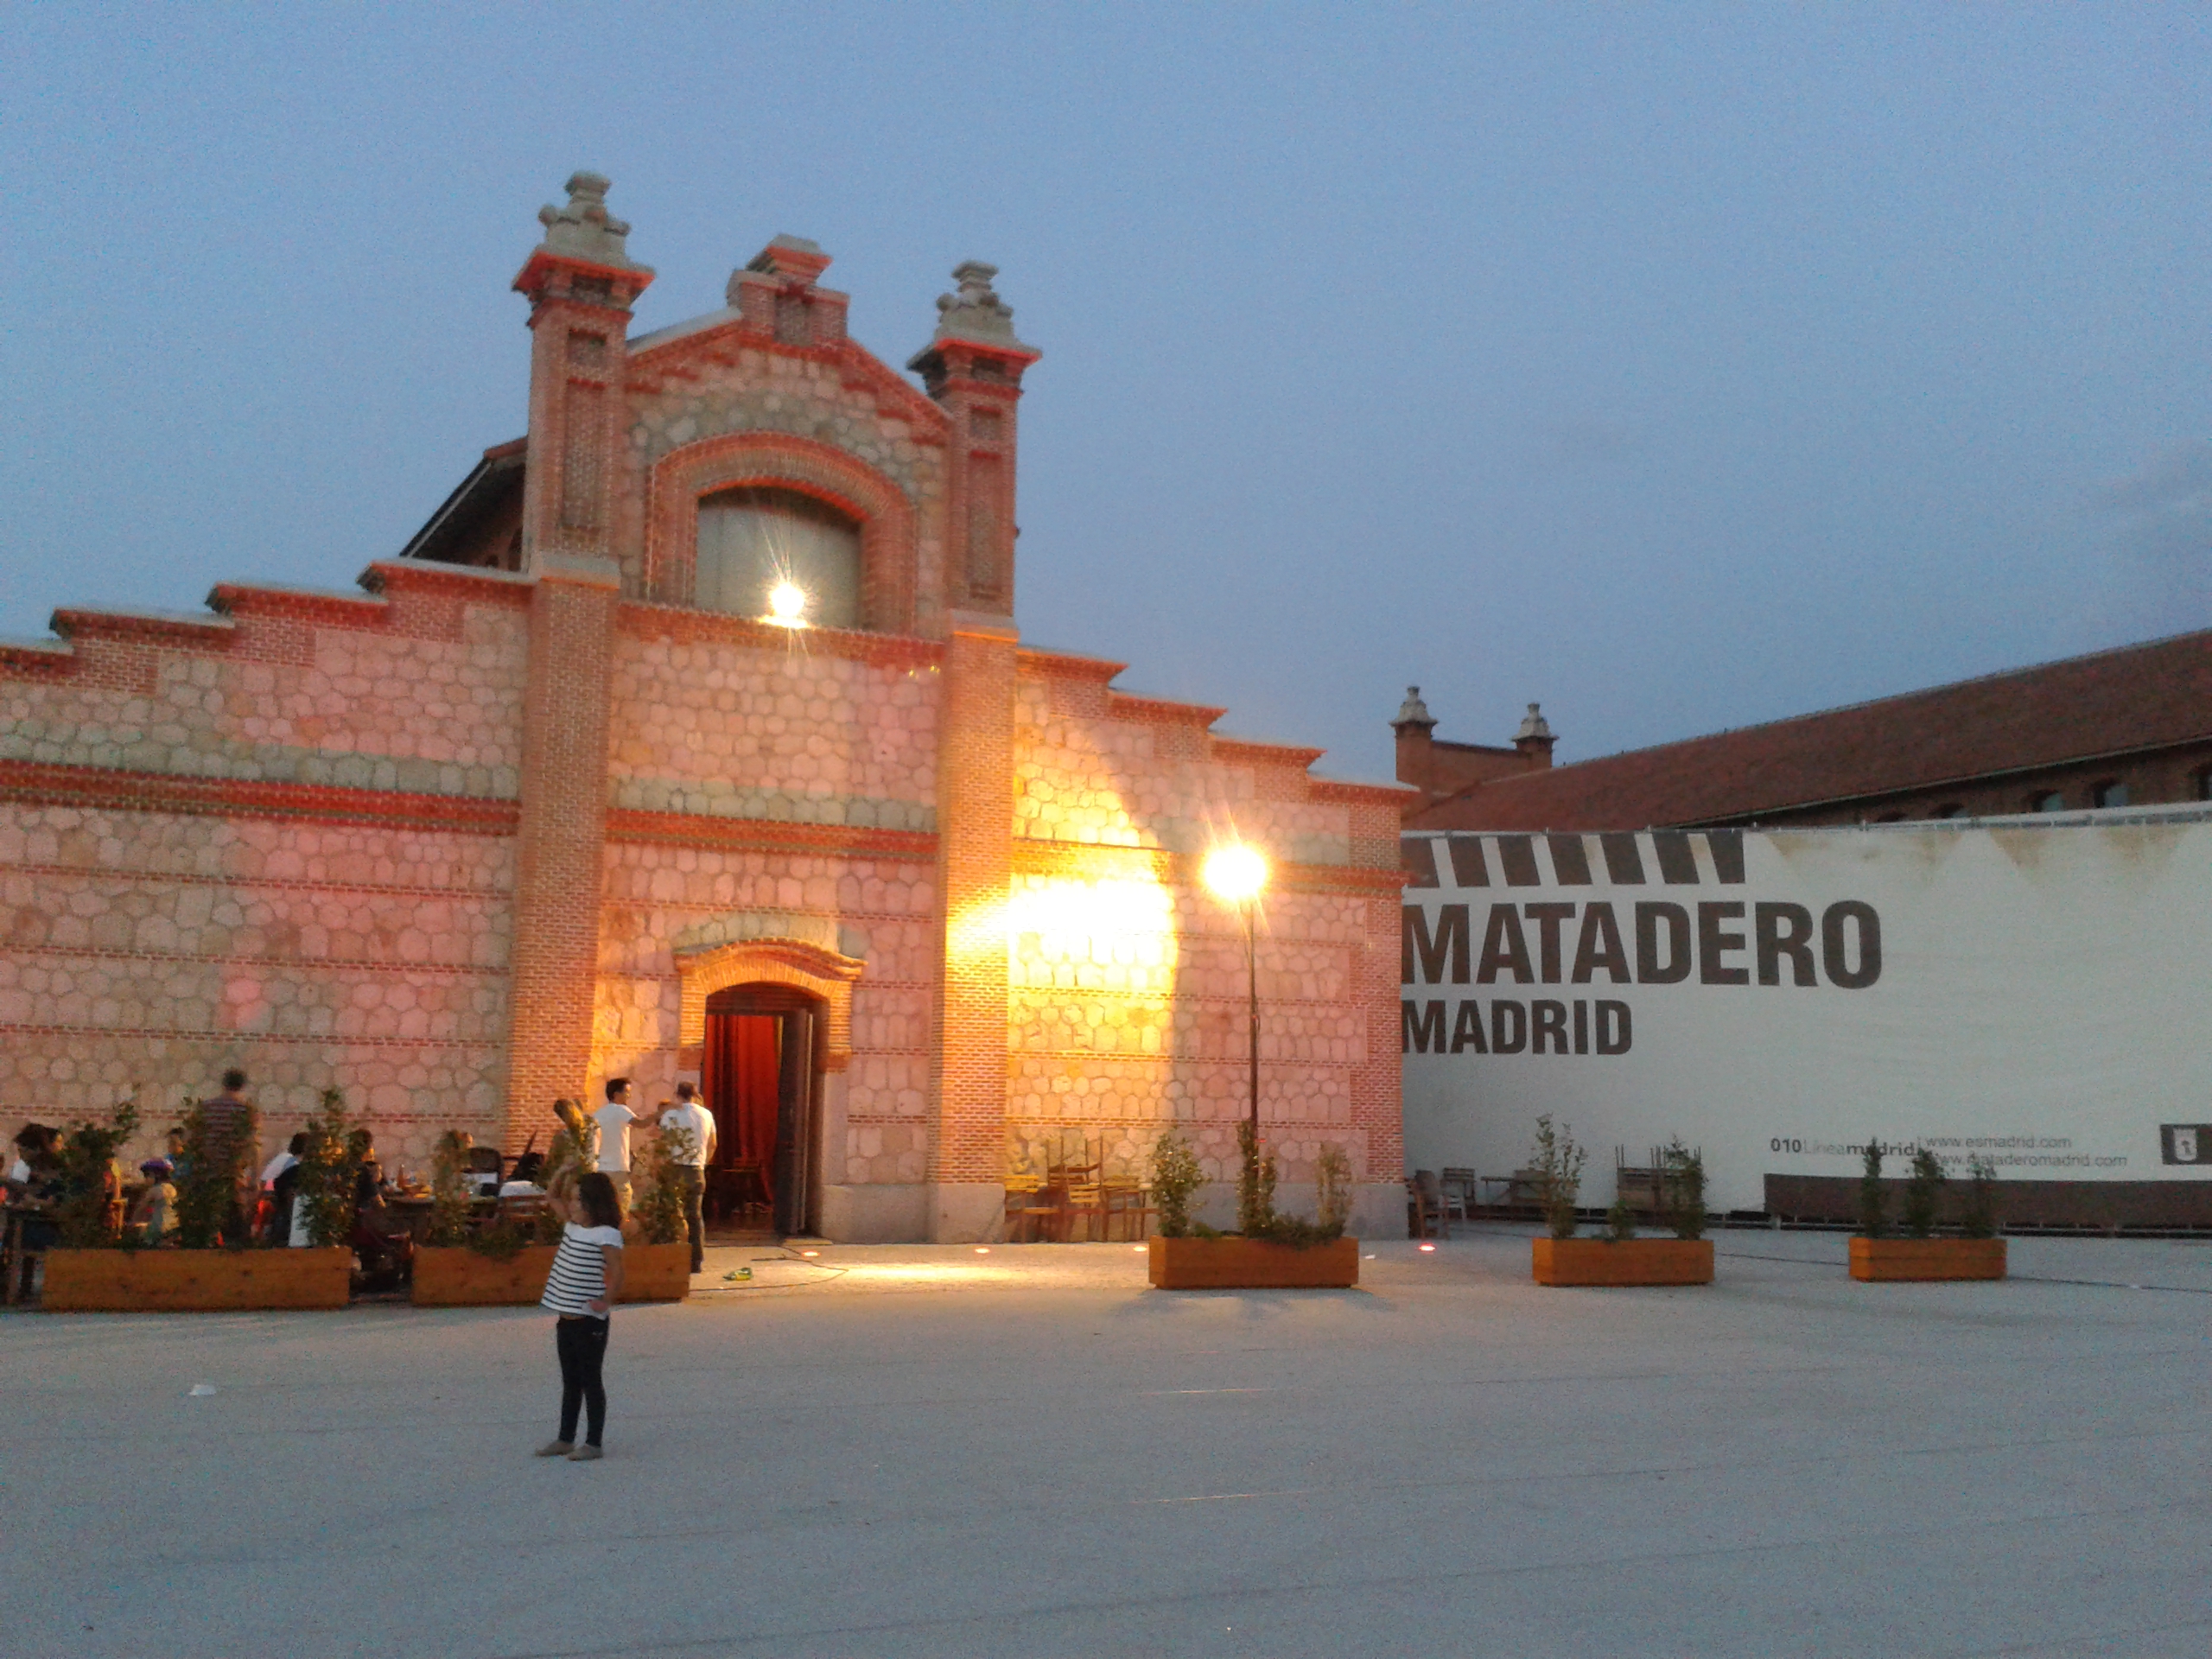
[1408,629,2212,831]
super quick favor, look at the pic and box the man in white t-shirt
[658,1083,716,1274]
[592,1078,645,1207]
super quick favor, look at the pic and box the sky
[6,3,2208,783]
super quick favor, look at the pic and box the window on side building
[2031,791,2066,813]
[695,487,862,629]
[2199,766,2212,802]
[1933,804,1964,819]
[2092,780,2130,810]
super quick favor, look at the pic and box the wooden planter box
[412,1244,556,1306]
[1850,1236,2006,1281]
[1533,1236,1714,1287]
[41,1248,353,1313]
[411,1241,693,1306]
[1148,1236,1359,1289]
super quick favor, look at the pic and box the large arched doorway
[702,982,826,1237]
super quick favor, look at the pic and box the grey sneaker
[534,1440,573,1458]
[567,1444,604,1462]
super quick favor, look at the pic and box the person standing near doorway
[592,1078,645,1209]
[658,1082,715,1274]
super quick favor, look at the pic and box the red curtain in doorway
[705,1013,780,1171]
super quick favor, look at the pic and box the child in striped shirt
[536,1170,626,1462]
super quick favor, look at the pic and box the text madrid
[1400,899,1883,1058]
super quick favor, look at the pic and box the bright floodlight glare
[1202,843,1268,904]
[766,582,808,626]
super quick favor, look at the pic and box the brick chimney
[512,172,654,575]
[907,263,1040,616]
[726,234,850,348]
[1392,685,1439,791]
[1513,702,1557,767]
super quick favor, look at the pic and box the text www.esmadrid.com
[1769,1135,2127,1170]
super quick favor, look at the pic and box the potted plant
[1850,1143,2006,1281]
[1147,1128,1360,1289]
[413,1129,554,1306]
[1531,1128,1715,1286]
[616,1120,696,1301]
[44,1092,353,1313]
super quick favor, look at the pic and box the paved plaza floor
[4,1227,2209,1658]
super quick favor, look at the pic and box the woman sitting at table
[347,1142,415,1287]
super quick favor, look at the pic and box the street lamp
[1201,843,1268,1140]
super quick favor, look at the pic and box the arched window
[694,486,861,628]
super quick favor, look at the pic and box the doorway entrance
[701,983,823,1237]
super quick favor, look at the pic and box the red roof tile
[1408,630,2212,830]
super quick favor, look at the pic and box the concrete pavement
[3,1228,2208,1657]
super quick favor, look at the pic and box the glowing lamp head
[1202,843,1268,905]
[766,582,808,627]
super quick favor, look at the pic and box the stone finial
[1516,702,1554,741]
[533,171,649,273]
[928,260,1035,352]
[1392,686,1436,732]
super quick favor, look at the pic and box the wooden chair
[1407,1173,1448,1240]
[1438,1168,1474,1225]
[1480,1169,1544,1212]
[1614,1147,1667,1217]
[1102,1176,1153,1241]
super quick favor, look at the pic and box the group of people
[9,1066,722,1461]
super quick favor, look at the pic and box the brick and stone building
[1399,630,2212,832]
[0,173,1409,1241]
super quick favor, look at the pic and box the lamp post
[1201,844,1268,1141]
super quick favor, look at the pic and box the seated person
[268,1134,308,1244]
[163,1125,192,1189]
[129,1159,179,1245]
[347,1151,414,1287]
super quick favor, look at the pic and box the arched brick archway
[645,432,918,632]
[674,935,863,1072]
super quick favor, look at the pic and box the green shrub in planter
[1903,1147,1946,1239]
[174,1096,257,1250]
[1151,1132,1204,1238]
[1857,1137,1887,1239]
[1662,1138,1707,1241]
[1961,1156,1999,1239]
[1531,1116,1587,1240]
[54,1097,140,1249]
[295,1090,366,1249]
[631,1122,694,1246]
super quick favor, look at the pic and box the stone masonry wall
[591,840,938,1185]
[0,566,532,1170]
[607,613,939,832]
[0,804,512,1169]
[1007,652,1401,1197]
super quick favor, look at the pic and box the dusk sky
[7,4,2207,783]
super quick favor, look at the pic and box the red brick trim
[1014,647,1127,683]
[0,761,519,835]
[1211,737,1327,769]
[604,807,938,862]
[1308,777,1423,805]
[615,600,944,671]
[643,431,920,632]
[674,936,865,1071]
[360,559,537,607]
[1107,692,1229,730]
[49,608,234,648]
[1008,836,1406,894]
[629,329,949,435]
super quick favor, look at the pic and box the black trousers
[675,1166,706,1271]
[555,1315,609,1446]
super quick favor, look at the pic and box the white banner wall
[1399,817,2212,1214]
